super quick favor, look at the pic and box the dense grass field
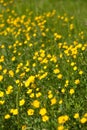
[0,0,87,130]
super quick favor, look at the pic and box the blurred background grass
[13,0,87,30]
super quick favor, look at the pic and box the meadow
[0,0,87,130]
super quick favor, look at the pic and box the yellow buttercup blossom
[0,91,4,97]
[19,99,25,106]
[42,115,49,122]
[57,125,64,130]
[32,100,40,108]
[53,68,60,74]
[57,74,63,79]
[11,109,18,115]
[27,109,34,116]
[80,117,87,123]
[69,88,75,95]
[6,85,13,94]
[58,115,69,124]
[25,75,35,87]
[51,97,57,105]
[0,100,5,105]
[75,79,80,85]
[0,75,3,81]
[39,108,47,116]
[9,70,14,77]
[74,113,79,119]
[79,70,83,75]
[4,114,10,119]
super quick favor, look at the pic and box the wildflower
[48,93,53,99]
[75,79,80,85]
[0,75,3,81]
[79,70,83,75]
[32,100,40,108]
[69,88,75,95]
[51,97,57,105]
[57,74,63,79]
[39,108,47,116]
[25,75,35,87]
[59,100,63,104]
[61,88,65,93]
[53,69,60,74]
[0,100,5,105]
[6,85,13,94]
[27,109,34,116]
[19,99,25,106]
[74,113,79,119]
[36,92,42,98]
[58,115,69,124]
[9,70,14,77]
[4,114,10,119]
[0,91,4,97]
[12,109,18,115]
[80,117,87,123]
[42,115,49,122]
[57,125,64,130]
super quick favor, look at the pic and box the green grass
[0,0,87,130]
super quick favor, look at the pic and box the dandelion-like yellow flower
[80,117,87,123]
[4,114,10,119]
[39,108,47,116]
[0,75,3,82]
[74,113,79,119]
[51,97,57,105]
[19,99,25,106]
[27,109,34,116]
[58,115,69,124]
[57,125,64,130]
[25,75,35,87]
[42,115,49,122]
[69,88,75,95]
[32,100,40,108]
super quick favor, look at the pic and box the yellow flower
[42,115,49,122]
[48,93,53,99]
[80,117,87,123]
[36,92,42,98]
[0,100,5,105]
[19,99,25,106]
[57,125,64,130]
[22,125,27,130]
[53,69,60,74]
[9,70,14,77]
[0,75,3,81]
[58,115,69,124]
[27,109,34,116]
[6,85,13,95]
[51,97,57,105]
[32,100,40,108]
[57,74,63,79]
[75,79,80,85]
[12,109,18,115]
[4,114,10,119]
[79,70,83,75]
[74,113,79,119]
[73,66,77,71]
[61,88,65,93]
[0,91,4,97]
[69,88,75,95]
[39,108,47,116]
[59,100,63,104]
[25,75,35,87]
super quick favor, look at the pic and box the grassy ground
[0,0,87,130]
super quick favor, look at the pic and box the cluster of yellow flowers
[0,1,87,129]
